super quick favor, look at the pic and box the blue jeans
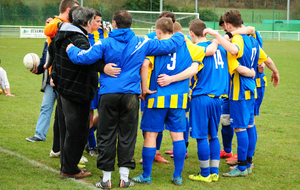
[34,84,56,140]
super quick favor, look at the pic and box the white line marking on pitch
[0,147,97,189]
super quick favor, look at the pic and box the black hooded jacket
[49,22,98,103]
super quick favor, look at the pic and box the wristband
[226,32,233,39]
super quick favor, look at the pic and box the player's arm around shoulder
[204,28,239,55]
[66,38,105,65]
[146,32,185,56]
[205,39,219,56]
[231,26,255,36]
[231,35,243,58]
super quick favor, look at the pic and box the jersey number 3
[167,53,176,70]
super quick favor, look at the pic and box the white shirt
[0,67,10,89]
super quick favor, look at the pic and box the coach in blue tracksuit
[67,10,184,188]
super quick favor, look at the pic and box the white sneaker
[50,150,60,158]
[80,156,88,163]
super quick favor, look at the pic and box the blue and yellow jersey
[146,31,158,39]
[144,56,154,88]
[87,27,109,87]
[191,41,229,98]
[249,26,263,49]
[249,26,268,88]
[88,27,109,46]
[145,41,206,109]
[144,33,192,88]
[255,46,268,89]
[185,35,192,42]
[228,34,260,101]
[144,33,157,88]
[146,32,191,41]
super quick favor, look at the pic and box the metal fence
[0,0,299,31]
[0,25,299,41]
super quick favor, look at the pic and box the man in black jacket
[49,7,97,179]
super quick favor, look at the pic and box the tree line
[0,0,299,26]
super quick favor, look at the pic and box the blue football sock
[184,117,189,144]
[209,138,220,175]
[221,125,234,153]
[236,130,248,171]
[197,139,210,177]
[156,132,163,151]
[173,140,186,178]
[142,147,156,178]
[88,126,96,149]
[247,125,257,168]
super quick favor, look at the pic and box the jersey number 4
[213,50,224,69]
[167,53,176,70]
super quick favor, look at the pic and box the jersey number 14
[213,50,224,69]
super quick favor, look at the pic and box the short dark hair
[113,10,132,29]
[222,10,243,27]
[72,7,94,27]
[92,8,102,18]
[219,15,224,27]
[59,0,79,13]
[156,17,173,34]
[159,11,175,23]
[189,19,206,37]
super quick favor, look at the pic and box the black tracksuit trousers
[97,93,139,171]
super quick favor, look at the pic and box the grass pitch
[0,38,299,189]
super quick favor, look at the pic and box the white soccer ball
[23,53,40,69]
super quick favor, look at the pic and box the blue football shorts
[185,97,191,113]
[140,107,186,132]
[221,97,230,114]
[254,86,265,116]
[140,99,145,112]
[189,95,222,139]
[229,99,255,129]
[91,87,100,110]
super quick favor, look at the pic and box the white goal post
[127,10,199,19]
[127,10,199,30]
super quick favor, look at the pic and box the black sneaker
[119,179,134,188]
[26,136,43,142]
[95,179,112,189]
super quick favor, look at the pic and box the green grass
[0,38,300,189]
